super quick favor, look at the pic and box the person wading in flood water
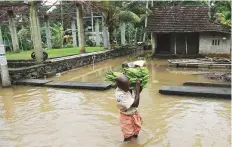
[115,74,143,142]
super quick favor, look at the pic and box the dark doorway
[156,34,171,54]
[176,34,186,54]
[187,33,199,54]
[175,33,199,54]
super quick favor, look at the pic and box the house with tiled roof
[147,6,231,55]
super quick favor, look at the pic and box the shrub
[65,43,73,48]
[86,39,96,47]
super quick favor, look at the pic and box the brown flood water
[0,53,231,147]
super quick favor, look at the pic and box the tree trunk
[102,12,110,50]
[44,15,52,49]
[71,19,77,47]
[207,0,211,19]
[95,19,100,46]
[7,10,20,52]
[128,24,131,44]
[19,26,24,51]
[143,1,149,42]
[134,27,138,43]
[76,3,85,53]
[91,11,94,32]
[0,27,3,45]
[140,27,144,42]
[29,1,43,63]
[120,22,126,45]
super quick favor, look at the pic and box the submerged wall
[8,46,142,81]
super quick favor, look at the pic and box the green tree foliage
[90,1,150,43]
[211,1,231,26]
[50,23,63,49]
[17,26,33,51]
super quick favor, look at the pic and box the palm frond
[119,11,141,23]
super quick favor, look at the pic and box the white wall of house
[199,32,231,54]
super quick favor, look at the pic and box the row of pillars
[0,3,103,53]
[0,3,87,63]
[0,2,128,63]
[0,2,44,62]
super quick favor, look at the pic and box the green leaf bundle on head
[123,67,149,89]
[105,67,149,89]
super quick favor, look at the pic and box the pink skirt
[120,112,143,138]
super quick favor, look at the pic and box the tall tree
[29,1,43,63]
[76,2,85,53]
[7,10,20,52]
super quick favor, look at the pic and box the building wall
[199,32,231,54]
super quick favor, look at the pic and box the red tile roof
[147,6,231,34]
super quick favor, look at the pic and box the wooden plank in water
[183,81,231,88]
[45,81,112,90]
[169,63,231,69]
[159,86,231,99]
[15,79,52,86]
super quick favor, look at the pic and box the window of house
[212,39,220,45]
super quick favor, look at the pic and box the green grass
[6,47,104,60]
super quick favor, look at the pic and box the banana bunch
[105,67,149,89]
[123,67,149,89]
[105,71,123,85]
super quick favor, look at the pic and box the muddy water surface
[0,54,231,147]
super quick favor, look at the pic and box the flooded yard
[0,54,231,147]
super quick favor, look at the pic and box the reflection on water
[0,53,231,147]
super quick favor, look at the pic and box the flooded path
[0,53,231,147]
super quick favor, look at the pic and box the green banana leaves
[105,67,149,89]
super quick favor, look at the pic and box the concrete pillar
[29,1,43,63]
[0,45,11,87]
[7,10,20,52]
[95,19,100,46]
[76,3,85,53]
[44,15,52,49]
[71,19,77,47]
[151,32,155,52]
[120,22,126,45]
[0,27,3,45]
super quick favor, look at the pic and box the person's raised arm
[131,80,141,107]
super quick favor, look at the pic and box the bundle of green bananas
[105,67,149,89]
[123,67,149,89]
[105,71,123,86]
